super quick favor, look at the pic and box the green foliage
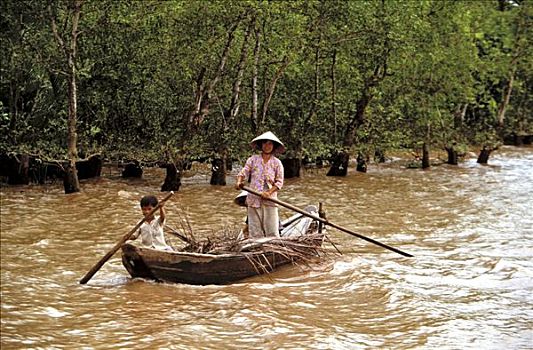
[1,0,530,165]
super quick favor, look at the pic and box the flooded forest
[1,1,533,349]
[1,0,531,192]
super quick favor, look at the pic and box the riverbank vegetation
[1,0,531,192]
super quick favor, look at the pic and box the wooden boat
[121,205,324,285]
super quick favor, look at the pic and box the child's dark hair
[140,195,158,208]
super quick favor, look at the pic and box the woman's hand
[235,176,244,190]
[261,186,277,199]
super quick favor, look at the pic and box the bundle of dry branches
[164,209,339,274]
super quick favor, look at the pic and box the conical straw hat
[250,131,286,154]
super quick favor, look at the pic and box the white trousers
[247,206,279,238]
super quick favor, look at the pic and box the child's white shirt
[136,216,172,250]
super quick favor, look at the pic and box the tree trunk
[374,148,386,163]
[477,146,493,164]
[356,153,367,173]
[226,19,252,122]
[497,71,515,129]
[343,91,372,148]
[305,39,321,126]
[8,71,20,145]
[64,71,80,193]
[64,9,81,193]
[257,56,290,133]
[6,154,30,185]
[422,142,430,169]
[249,18,291,133]
[76,155,102,179]
[210,157,226,186]
[496,0,525,130]
[213,19,252,186]
[185,17,243,140]
[454,104,467,129]
[161,162,181,191]
[327,91,371,176]
[328,18,391,177]
[50,0,82,194]
[330,49,338,144]
[122,161,143,178]
[513,133,524,146]
[327,151,349,177]
[282,158,301,179]
[250,19,260,133]
[445,144,458,165]
[63,163,79,194]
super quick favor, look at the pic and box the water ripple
[1,147,532,349]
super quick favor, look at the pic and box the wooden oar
[79,191,175,284]
[241,186,413,258]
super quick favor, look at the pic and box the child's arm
[130,229,140,240]
[159,202,166,224]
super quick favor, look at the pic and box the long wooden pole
[79,191,174,284]
[241,186,412,258]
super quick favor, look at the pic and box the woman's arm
[236,156,253,189]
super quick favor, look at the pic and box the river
[1,146,532,349]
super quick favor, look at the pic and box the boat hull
[121,204,322,285]
[121,243,302,285]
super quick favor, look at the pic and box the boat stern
[121,243,156,280]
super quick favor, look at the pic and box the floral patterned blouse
[238,154,284,208]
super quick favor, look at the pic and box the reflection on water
[1,146,532,349]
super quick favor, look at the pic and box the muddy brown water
[1,146,532,349]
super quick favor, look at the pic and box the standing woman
[235,131,285,238]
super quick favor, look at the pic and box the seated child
[130,195,172,250]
